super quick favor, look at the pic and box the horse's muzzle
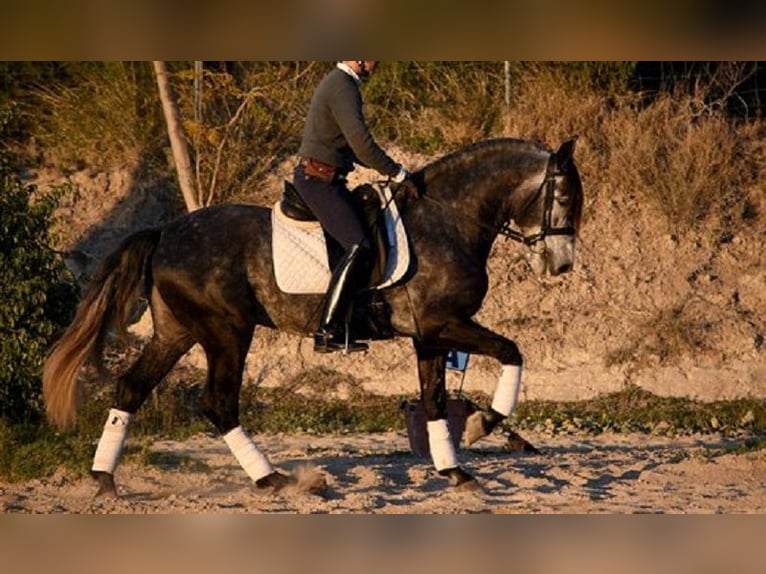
[545,235,575,276]
[526,236,575,276]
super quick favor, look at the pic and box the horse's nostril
[555,263,572,275]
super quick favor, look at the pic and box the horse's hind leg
[199,328,289,492]
[91,290,194,497]
[414,342,479,490]
[90,333,193,497]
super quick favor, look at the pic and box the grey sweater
[298,67,399,177]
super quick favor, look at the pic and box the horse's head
[510,138,583,276]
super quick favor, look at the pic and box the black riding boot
[314,243,370,354]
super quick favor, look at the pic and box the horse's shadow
[471,435,750,502]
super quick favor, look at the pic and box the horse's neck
[412,177,507,262]
[413,143,549,256]
[426,144,547,211]
[425,171,517,239]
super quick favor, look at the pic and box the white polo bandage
[223,426,275,482]
[92,408,132,474]
[491,365,522,417]
[427,419,458,471]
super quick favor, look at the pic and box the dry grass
[502,66,764,234]
[503,65,612,147]
[605,299,716,367]
[603,94,759,232]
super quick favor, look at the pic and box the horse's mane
[420,138,549,181]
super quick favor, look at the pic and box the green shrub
[513,384,766,437]
[0,148,79,423]
[0,420,93,481]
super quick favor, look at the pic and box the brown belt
[300,157,340,183]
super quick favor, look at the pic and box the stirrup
[314,330,368,354]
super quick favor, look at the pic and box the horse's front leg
[436,319,523,445]
[414,342,479,490]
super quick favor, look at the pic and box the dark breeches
[293,164,367,250]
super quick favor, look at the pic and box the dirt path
[2,431,764,514]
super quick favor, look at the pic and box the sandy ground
[2,430,764,514]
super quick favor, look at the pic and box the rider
[294,60,410,354]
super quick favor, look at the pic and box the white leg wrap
[491,364,522,417]
[92,408,132,474]
[427,419,458,471]
[223,426,275,482]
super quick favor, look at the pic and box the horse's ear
[555,136,578,170]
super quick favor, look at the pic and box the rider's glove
[392,165,410,184]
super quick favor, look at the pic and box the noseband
[500,156,576,246]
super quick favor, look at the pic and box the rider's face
[362,61,378,75]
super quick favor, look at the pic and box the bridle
[500,155,576,247]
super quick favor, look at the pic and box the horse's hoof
[456,477,483,493]
[463,410,503,446]
[255,470,290,493]
[91,471,118,498]
[438,467,481,491]
[463,412,486,445]
[504,430,541,454]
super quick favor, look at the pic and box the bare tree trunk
[152,61,200,212]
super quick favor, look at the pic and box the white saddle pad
[272,185,411,294]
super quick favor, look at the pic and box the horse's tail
[43,228,162,430]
